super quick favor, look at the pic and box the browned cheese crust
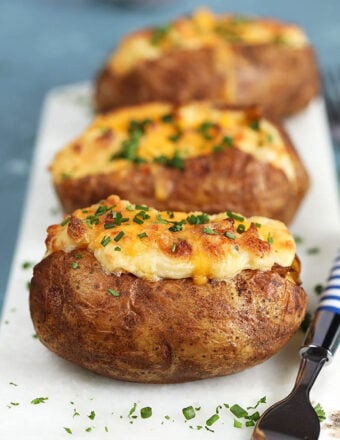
[55,136,309,224]
[95,44,320,119]
[30,249,307,383]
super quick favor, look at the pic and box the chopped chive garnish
[307,247,320,255]
[108,289,120,297]
[63,427,72,434]
[138,232,148,239]
[203,227,218,235]
[161,113,173,123]
[267,233,274,245]
[135,204,149,211]
[61,217,70,227]
[246,420,255,427]
[224,231,236,240]
[227,211,244,222]
[206,414,219,426]
[128,403,137,418]
[31,397,48,405]
[71,262,79,270]
[294,235,304,244]
[230,404,248,418]
[171,242,177,253]
[236,224,246,234]
[133,216,144,225]
[233,419,242,428]
[167,211,174,219]
[126,205,135,211]
[88,410,96,420]
[114,246,121,251]
[95,205,108,216]
[247,396,266,410]
[168,133,181,142]
[140,407,152,419]
[249,120,260,131]
[156,214,170,224]
[85,427,92,432]
[101,236,111,247]
[104,222,115,229]
[168,220,186,232]
[182,406,196,420]
[114,231,124,242]
[255,222,262,228]
[186,213,210,225]
[267,133,274,143]
[22,261,33,269]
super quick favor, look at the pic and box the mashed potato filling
[46,195,296,285]
[109,8,308,75]
[51,102,296,186]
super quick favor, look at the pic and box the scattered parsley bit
[300,311,312,332]
[202,227,218,235]
[107,289,120,297]
[73,408,80,417]
[126,205,135,211]
[137,232,148,239]
[314,284,324,295]
[95,205,108,216]
[22,261,33,269]
[135,204,149,211]
[85,427,92,432]
[114,231,124,242]
[60,217,70,227]
[164,415,171,420]
[236,224,246,234]
[128,402,137,418]
[186,213,209,225]
[206,413,219,426]
[105,426,109,432]
[26,281,31,290]
[71,262,79,269]
[114,246,121,251]
[9,382,18,387]
[31,397,48,405]
[307,247,320,255]
[227,211,244,222]
[140,406,152,419]
[10,402,19,406]
[224,231,236,240]
[63,427,72,434]
[171,242,177,253]
[267,232,274,245]
[88,410,96,420]
[133,216,144,225]
[32,333,38,339]
[168,132,182,142]
[314,403,326,422]
[182,406,196,420]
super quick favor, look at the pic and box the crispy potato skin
[55,136,309,224]
[95,45,320,119]
[30,249,307,383]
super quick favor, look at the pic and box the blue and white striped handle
[318,251,340,314]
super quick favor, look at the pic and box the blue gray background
[1,0,339,312]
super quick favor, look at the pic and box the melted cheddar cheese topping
[46,195,296,285]
[51,101,296,185]
[109,8,308,75]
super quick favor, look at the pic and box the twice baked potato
[95,8,320,119]
[30,195,307,383]
[50,101,309,223]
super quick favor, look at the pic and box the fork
[251,250,340,440]
[323,67,340,146]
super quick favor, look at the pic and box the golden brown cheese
[51,102,296,185]
[109,8,308,75]
[46,195,296,285]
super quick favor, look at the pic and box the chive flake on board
[114,231,125,242]
[206,413,220,426]
[182,406,196,420]
[31,397,48,405]
[71,262,79,270]
[313,403,326,422]
[88,410,96,420]
[141,407,153,419]
[101,236,111,247]
[63,427,72,434]
[202,227,218,235]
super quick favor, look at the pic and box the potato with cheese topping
[51,101,309,223]
[30,195,307,383]
[95,8,320,118]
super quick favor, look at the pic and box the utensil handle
[300,250,340,360]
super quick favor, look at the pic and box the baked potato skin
[30,249,307,384]
[95,44,320,119]
[55,136,309,224]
